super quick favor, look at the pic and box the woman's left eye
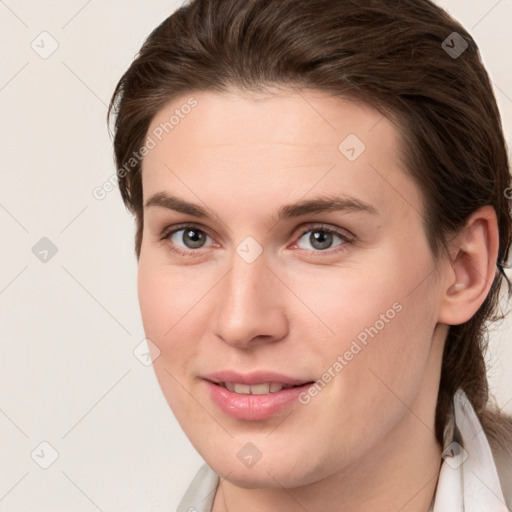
[293,225,351,253]
[161,223,352,255]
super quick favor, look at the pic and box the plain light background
[0,1,511,510]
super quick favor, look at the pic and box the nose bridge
[212,246,287,347]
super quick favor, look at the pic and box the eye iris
[183,229,205,248]
[310,230,333,250]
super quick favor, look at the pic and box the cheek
[309,245,438,394]
[137,265,168,340]
[137,252,202,338]
[137,263,202,420]
[137,261,196,371]
[338,276,439,427]
[297,266,403,345]
[307,279,438,464]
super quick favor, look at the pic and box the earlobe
[437,205,499,326]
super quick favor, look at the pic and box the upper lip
[203,370,313,386]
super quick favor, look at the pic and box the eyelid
[293,222,353,241]
[160,221,214,241]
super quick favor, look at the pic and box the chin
[213,463,305,489]
[201,444,327,489]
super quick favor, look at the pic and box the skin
[137,88,499,512]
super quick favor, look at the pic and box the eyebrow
[144,191,379,223]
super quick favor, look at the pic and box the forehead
[141,88,422,226]
[145,88,394,156]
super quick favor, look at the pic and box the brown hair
[108,0,512,448]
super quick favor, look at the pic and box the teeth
[223,382,288,394]
[233,383,251,394]
[247,383,270,395]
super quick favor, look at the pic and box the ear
[437,205,500,325]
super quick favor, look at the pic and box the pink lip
[203,370,315,421]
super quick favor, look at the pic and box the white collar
[177,389,508,511]
[431,388,508,511]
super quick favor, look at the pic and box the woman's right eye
[161,224,215,255]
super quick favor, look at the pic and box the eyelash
[159,222,354,257]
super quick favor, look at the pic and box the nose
[212,251,289,349]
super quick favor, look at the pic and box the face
[137,88,447,488]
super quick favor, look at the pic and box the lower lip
[205,381,314,421]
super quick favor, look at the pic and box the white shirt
[176,389,511,511]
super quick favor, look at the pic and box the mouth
[203,371,316,421]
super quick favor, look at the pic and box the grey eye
[171,228,210,249]
[296,229,345,251]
